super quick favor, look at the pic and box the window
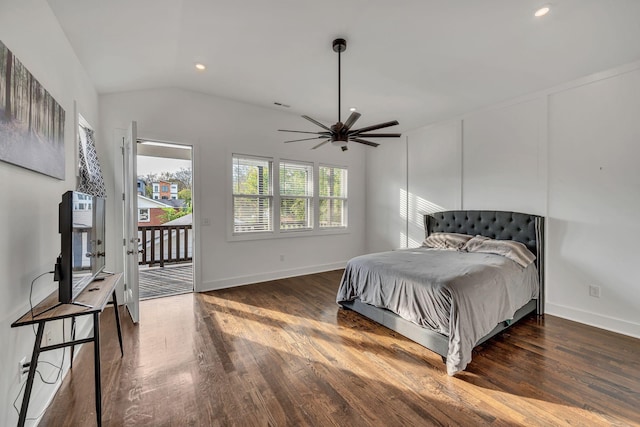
[280,161,313,231]
[319,165,347,228]
[233,155,273,232]
[231,155,348,236]
[138,208,150,222]
[161,185,169,192]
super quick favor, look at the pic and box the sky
[137,155,191,176]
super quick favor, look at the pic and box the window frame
[279,159,314,232]
[138,208,150,222]
[228,153,349,241]
[318,164,348,229]
[231,154,274,235]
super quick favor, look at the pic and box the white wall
[547,68,640,336]
[462,98,547,216]
[407,121,462,247]
[366,61,640,339]
[99,88,366,292]
[364,137,407,253]
[0,1,99,425]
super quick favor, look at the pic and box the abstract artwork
[0,40,65,179]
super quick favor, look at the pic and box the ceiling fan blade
[302,115,332,132]
[284,136,327,143]
[351,137,380,147]
[342,111,361,131]
[357,133,402,138]
[312,140,330,150]
[279,129,331,135]
[351,120,399,135]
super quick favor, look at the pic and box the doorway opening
[136,140,193,300]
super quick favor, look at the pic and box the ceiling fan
[279,38,401,151]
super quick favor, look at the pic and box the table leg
[18,322,44,427]
[70,316,76,369]
[93,311,102,427]
[112,290,124,357]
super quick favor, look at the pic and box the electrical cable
[29,271,54,335]
[13,270,67,420]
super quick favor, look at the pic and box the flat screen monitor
[57,190,106,303]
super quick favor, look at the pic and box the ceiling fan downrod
[333,38,347,125]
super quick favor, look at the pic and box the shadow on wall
[400,188,445,248]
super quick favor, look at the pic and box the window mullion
[314,162,320,230]
[273,158,281,233]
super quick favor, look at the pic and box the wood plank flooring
[39,270,640,426]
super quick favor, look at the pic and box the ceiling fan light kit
[279,38,401,151]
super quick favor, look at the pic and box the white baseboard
[546,302,640,339]
[198,261,346,292]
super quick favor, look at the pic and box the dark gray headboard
[424,210,545,314]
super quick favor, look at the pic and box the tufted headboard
[424,210,545,314]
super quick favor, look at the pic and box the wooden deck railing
[138,225,192,267]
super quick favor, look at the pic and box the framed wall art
[0,40,65,179]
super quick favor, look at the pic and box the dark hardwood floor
[40,270,640,426]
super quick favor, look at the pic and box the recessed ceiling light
[195,63,206,71]
[349,107,357,112]
[534,5,550,17]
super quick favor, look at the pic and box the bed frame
[339,210,545,361]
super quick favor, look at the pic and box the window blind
[319,165,347,228]
[232,155,273,232]
[280,161,313,230]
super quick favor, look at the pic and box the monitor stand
[33,301,94,318]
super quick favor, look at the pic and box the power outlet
[18,357,28,383]
[589,285,601,298]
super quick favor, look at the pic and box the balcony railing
[138,225,192,267]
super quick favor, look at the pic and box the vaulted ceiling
[47,0,640,131]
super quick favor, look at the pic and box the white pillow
[462,235,536,267]
[422,232,473,250]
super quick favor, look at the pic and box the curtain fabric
[77,125,107,198]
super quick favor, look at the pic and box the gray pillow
[422,232,473,250]
[462,235,536,267]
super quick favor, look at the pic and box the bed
[337,210,545,375]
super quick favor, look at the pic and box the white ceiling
[47,0,640,132]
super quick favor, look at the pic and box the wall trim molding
[199,261,346,292]
[403,59,640,136]
[546,302,640,339]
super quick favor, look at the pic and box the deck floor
[138,263,193,300]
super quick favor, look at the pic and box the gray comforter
[336,248,539,375]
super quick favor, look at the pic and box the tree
[4,48,12,122]
[138,167,193,197]
[178,188,192,207]
[173,167,192,191]
[159,207,190,223]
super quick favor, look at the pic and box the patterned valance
[77,125,106,198]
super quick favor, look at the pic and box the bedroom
[1,0,639,425]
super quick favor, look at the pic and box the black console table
[11,272,124,427]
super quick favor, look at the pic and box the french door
[122,121,140,322]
